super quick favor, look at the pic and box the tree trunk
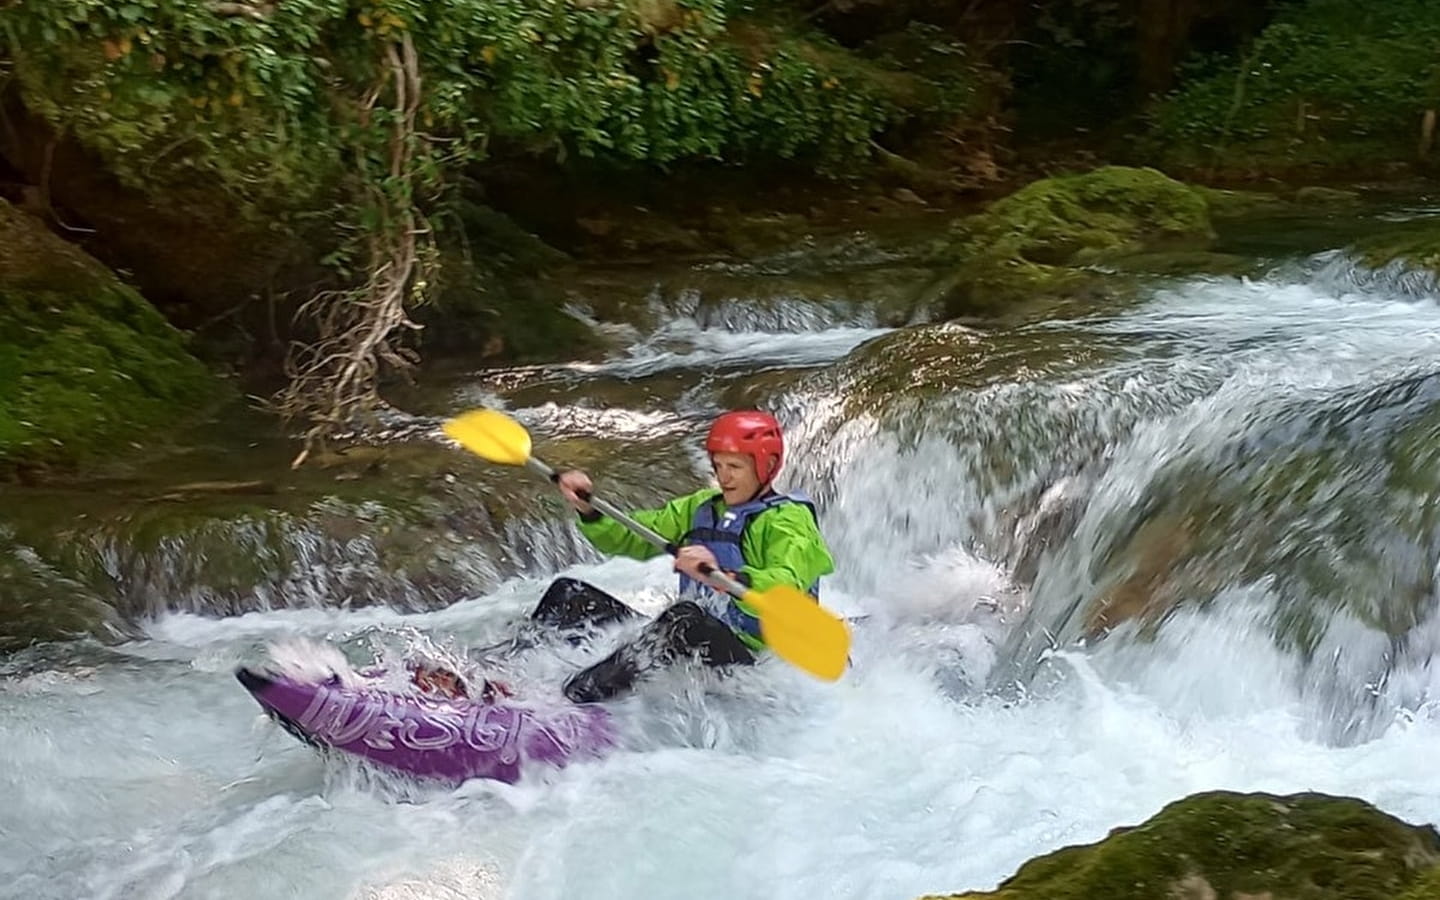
[1135,0,1197,100]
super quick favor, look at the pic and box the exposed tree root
[274,34,433,468]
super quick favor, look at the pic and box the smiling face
[712,451,762,506]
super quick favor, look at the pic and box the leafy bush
[1146,0,1440,168]
[0,0,968,207]
[1,0,981,448]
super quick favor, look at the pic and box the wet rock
[0,408,702,651]
[826,322,1113,412]
[921,791,1440,900]
[704,209,812,258]
[1084,512,1200,637]
[567,223,951,333]
[0,525,136,652]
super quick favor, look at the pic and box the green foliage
[1009,0,1138,136]
[476,2,905,165]
[1,0,352,208]
[1147,0,1440,168]
[862,22,986,123]
[0,0,951,208]
[0,0,973,447]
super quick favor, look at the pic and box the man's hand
[557,470,595,514]
[674,545,721,581]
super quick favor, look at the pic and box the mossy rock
[0,524,133,652]
[1397,866,1440,900]
[1100,250,1258,278]
[920,791,1440,900]
[1354,221,1440,277]
[0,200,219,477]
[1199,187,1296,220]
[1294,186,1364,207]
[933,167,1215,316]
[419,199,598,362]
[0,412,704,649]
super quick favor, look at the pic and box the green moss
[921,791,1440,900]
[1397,866,1440,900]
[933,166,1215,316]
[957,166,1216,263]
[0,201,218,474]
[1355,222,1440,276]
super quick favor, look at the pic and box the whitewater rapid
[6,254,1440,899]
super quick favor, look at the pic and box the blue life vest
[678,490,820,649]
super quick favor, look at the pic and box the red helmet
[706,410,784,485]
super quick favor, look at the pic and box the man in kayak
[533,410,835,703]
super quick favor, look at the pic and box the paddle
[441,408,851,682]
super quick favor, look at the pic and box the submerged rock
[1294,186,1365,207]
[0,200,219,477]
[931,166,1216,316]
[1199,187,1295,220]
[921,791,1440,900]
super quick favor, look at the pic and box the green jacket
[577,487,835,595]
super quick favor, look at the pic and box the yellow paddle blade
[744,585,851,682]
[442,408,532,467]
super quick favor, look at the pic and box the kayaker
[411,663,467,699]
[532,410,835,703]
[409,660,514,703]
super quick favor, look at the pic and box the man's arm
[576,487,718,560]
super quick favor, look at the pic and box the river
[4,206,1440,899]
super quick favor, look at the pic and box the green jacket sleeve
[575,487,719,561]
[738,501,836,594]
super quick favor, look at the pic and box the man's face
[712,451,760,505]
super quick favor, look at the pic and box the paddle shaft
[523,456,751,599]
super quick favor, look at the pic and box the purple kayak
[236,667,617,784]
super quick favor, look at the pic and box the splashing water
[6,235,1440,899]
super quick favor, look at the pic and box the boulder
[922,791,1440,900]
[0,200,218,477]
[932,166,1216,316]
